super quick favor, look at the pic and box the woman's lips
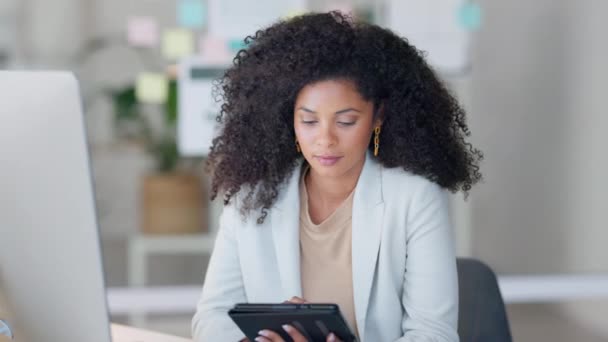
[315,155,342,166]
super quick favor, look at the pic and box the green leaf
[165,80,178,125]
[110,86,140,121]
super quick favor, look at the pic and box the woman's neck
[304,160,364,207]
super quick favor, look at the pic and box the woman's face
[293,79,381,179]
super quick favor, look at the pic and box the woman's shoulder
[379,165,444,202]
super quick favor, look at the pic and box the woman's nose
[315,124,337,148]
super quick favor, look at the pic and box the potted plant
[108,74,206,235]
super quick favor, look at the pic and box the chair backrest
[456,258,512,342]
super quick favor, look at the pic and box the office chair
[457,258,513,342]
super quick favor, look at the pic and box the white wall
[561,0,608,275]
[18,0,90,66]
[469,0,608,337]
[469,0,608,272]
[470,0,574,273]
[559,0,608,336]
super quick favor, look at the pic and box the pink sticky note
[199,35,232,65]
[127,16,159,47]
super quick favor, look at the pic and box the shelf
[129,233,216,254]
[108,274,608,315]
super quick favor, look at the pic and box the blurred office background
[1,0,607,340]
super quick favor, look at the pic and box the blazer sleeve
[396,181,460,342]
[192,202,247,342]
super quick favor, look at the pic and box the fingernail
[328,333,336,341]
[255,338,263,342]
[282,324,291,332]
[258,330,269,337]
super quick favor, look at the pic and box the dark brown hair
[206,11,483,223]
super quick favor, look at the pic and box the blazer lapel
[351,152,384,340]
[271,161,304,300]
[270,153,385,341]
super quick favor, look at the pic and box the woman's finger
[256,329,285,342]
[326,332,343,342]
[286,296,308,304]
[254,336,273,342]
[282,324,308,342]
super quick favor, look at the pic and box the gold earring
[296,140,301,153]
[373,126,381,156]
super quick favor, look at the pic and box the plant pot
[141,172,207,234]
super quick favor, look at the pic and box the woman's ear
[374,103,385,127]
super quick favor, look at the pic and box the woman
[192,11,482,342]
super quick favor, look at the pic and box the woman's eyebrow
[296,106,317,113]
[296,106,361,114]
[335,108,361,114]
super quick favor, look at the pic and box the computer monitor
[0,71,112,342]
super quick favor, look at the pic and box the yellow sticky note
[284,9,307,19]
[162,28,195,60]
[136,72,168,104]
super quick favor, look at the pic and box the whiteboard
[386,0,471,75]
[208,0,307,39]
[177,57,226,156]
[179,0,307,156]
[179,0,472,155]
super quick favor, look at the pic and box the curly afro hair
[206,11,483,224]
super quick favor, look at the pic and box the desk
[111,323,192,342]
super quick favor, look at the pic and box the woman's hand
[253,297,343,342]
[255,325,342,342]
[283,296,308,304]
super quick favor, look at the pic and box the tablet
[228,303,357,342]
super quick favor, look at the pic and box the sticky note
[285,9,307,19]
[136,72,168,104]
[459,3,482,30]
[199,35,231,64]
[127,16,159,47]
[162,28,195,60]
[178,0,206,29]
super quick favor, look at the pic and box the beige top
[299,166,359,338]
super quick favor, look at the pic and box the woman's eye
[302,121,317,125]
[338,122,355,126]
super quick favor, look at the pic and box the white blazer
[192,152,459,342]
